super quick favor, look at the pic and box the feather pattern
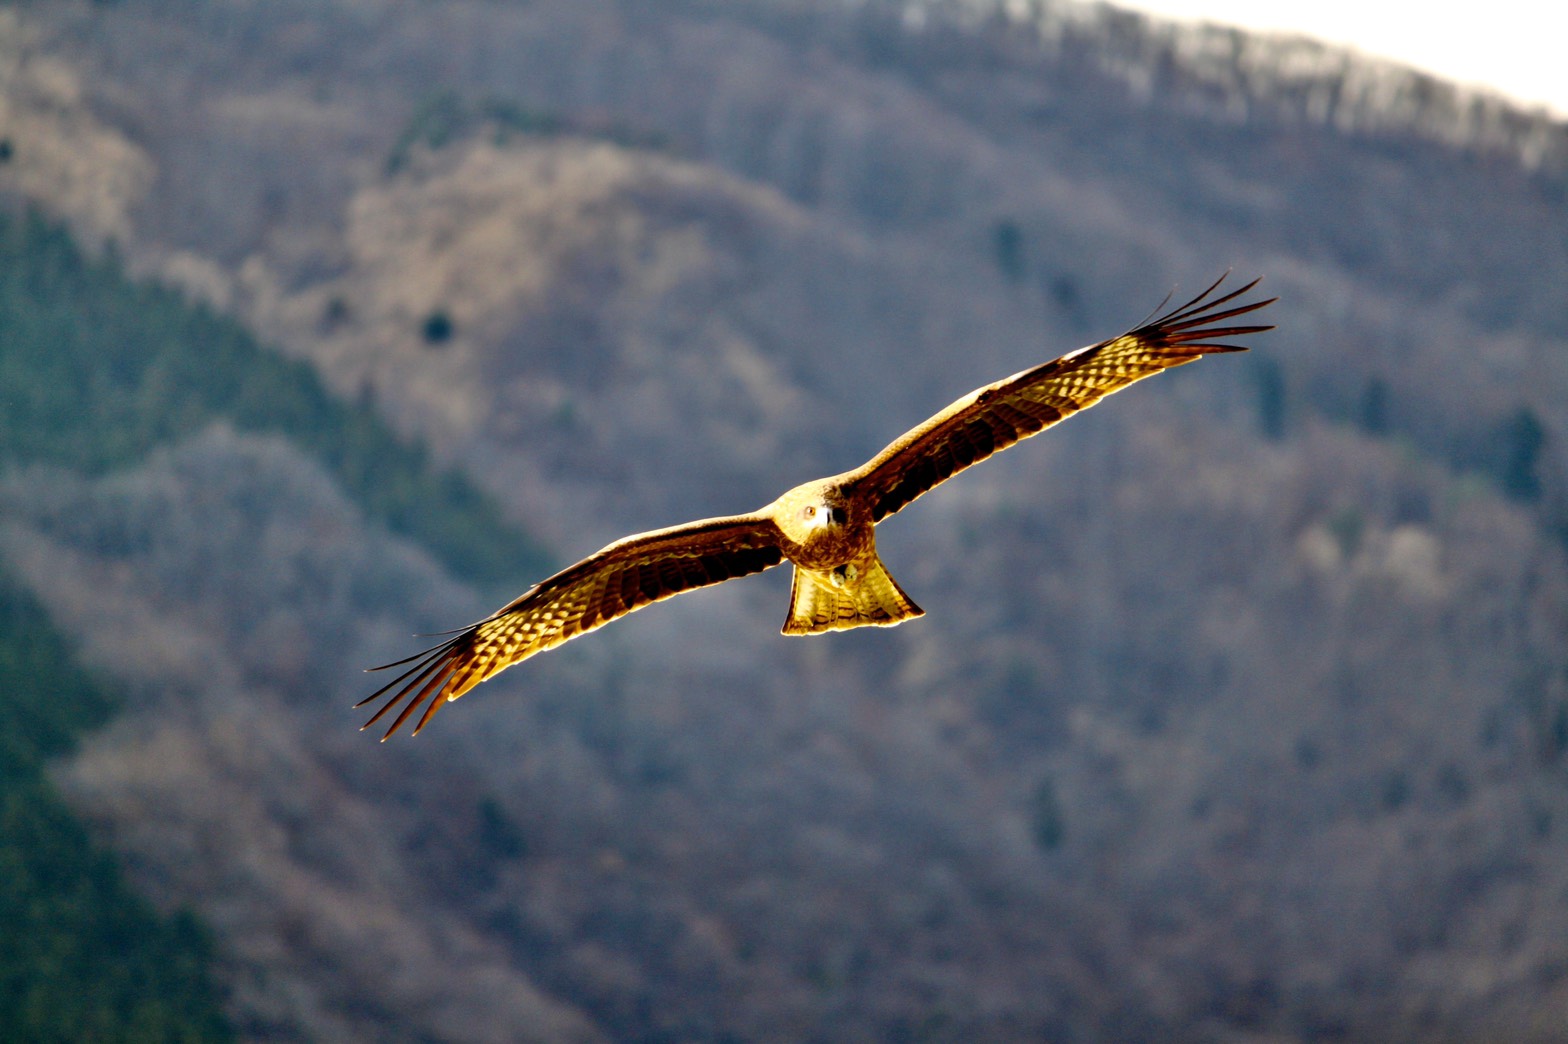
[848,273,1275,521]
[359,516,786,738]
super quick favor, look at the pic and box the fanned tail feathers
[782,556,924,635]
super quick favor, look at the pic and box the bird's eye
[802,505,817,519]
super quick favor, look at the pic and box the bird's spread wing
[846,273,1275,521]
[359,515,787,739]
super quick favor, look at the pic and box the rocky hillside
[2,0,1567,1039]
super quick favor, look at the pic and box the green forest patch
[0,209,554,1038]
[0,210,549,590]
[0,570,232,1041]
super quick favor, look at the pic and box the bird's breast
[783,521,874,571]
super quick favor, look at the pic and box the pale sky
[1116,1,1568,119]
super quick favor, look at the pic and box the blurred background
[1,0,1564,1040]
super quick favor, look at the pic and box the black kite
[361,274,1275,738]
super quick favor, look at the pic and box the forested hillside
[0,564,232,1042]
[0,203,568,1037]
[2,0,1566,1039]
[0,212,547,587]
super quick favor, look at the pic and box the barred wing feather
[359,516,786,738]
[848,274,1275,521]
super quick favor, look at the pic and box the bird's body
[768,476,922,635]
[361,274,1275,738]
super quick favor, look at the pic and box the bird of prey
[361,274,1274,738]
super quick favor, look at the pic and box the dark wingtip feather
[411,688,449,736]
[378,666,450,740]
[1144,275,1275,352]
[356,630,472,739]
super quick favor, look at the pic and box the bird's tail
[782,555,924,635]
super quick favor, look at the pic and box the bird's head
[773,481,855,547]
[796,497,847,531]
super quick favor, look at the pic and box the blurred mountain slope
[1,431,602,1043]
[1,0,1567,1039]
[0,563,234,1041]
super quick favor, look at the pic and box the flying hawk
[361,274,1274,738]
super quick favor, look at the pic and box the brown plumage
[360,273,1275,738]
